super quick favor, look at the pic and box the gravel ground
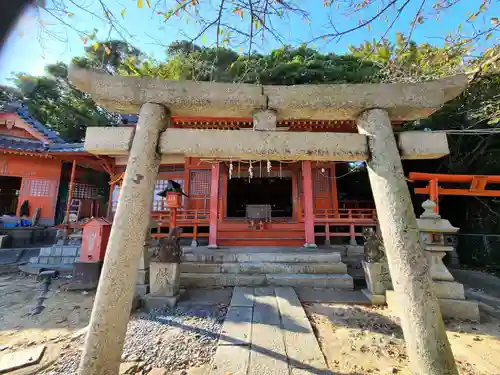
[42,304,227,374]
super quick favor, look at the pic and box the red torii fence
[409,172,500,212]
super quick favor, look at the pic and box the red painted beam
[409,172,500,184]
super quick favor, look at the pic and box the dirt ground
[3,273,500,374]
[0,273,94,349]
[305,303,500,374]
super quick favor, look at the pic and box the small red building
[0,103,109,226]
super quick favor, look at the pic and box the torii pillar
[78,103,168,375]
[357,109,457,375]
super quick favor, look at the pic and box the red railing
[151,209,210,239]
[313,208,377,245]
[314,208,377,222]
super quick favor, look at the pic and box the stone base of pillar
[135,248,150,297]
[207,244,218,249]
[324,239,331,246]
[191,239,199,248]
[303,243,318,249]
[349,239,358,246]
[386,290,480,321]
[143,293,180,311]
[361,288,386,305]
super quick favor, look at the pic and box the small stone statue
[151,227,182,263]
[363,226,386,263]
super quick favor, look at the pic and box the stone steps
[181,250,343,263]
[180,261,347,274]
[180,273,354,289]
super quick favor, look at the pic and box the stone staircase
[180,246,353,289]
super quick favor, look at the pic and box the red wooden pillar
[429,178,439,213]
[331,162,339,216]
[65,160,77,224]
[208,163,220,248]
[302,161,316,247]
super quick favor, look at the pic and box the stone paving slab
[219,306,253,346]
[250,287,289,375]
[295,288,371,304]
[230,286,255,307]
[210,344,250,375]
[0,345,45,373]
[275,288,329,372]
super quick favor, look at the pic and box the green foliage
[9,62,117,142]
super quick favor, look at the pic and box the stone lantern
[417,200,458,283]
[387,200,480,321]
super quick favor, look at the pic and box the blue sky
[0,0,498,85]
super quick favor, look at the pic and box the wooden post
[208,163,220,248]
[65,160,77,224]
[302,161,316,248]
[106,184,114,219]
[331,163,339,216]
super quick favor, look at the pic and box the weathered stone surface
[39,247,52,257]
[398,131,449,159]
[230,286,255,307]
[266,274,353,289]
[136,269,149,285]
[78,103,167,375]
[274,287,328,371]
[181,250,342,264]
[143,294,180,310]
[358,109,456,375]
[361,288,386,305]
[253,110,277,131]
[386,290,480,321]
[69,66,266,116]
[363,261,392,295]
[249,287,288,375]
[219,306,253,346]
[0,345,45,373]
[84,126,134,155]
[180,273,267,288]
[150,262,180,297]
[265,75,468,121]
[432,281,465,300]
[160,128,368,161]
[70,67,467,120]
[147,368,168,375]
[210,344,250,375]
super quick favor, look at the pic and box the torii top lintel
[68,66,468,122]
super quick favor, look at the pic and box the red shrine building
[107,118,390,248]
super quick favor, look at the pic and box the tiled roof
[47,142,85,153]
[14,106,66,143]
[0,135,46,152]
[0,135,84,154]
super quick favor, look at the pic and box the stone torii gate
[69,66,468,375]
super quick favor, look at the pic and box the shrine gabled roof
[0,135,84,154]
[1,102,65,143]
